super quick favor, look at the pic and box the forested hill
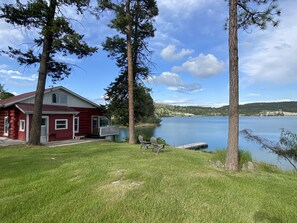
[155,101,297,117]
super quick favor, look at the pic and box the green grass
[0,142,296,223]
[211,149,253,167]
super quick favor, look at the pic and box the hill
[155,101,297,117]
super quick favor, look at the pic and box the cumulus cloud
[0,21,26,51]
[147,72,202,93]
[240,1,297,85]
[56,55,77,64]
[0,69,21,75]
[92,95,106,105]
[11,74,38,81]
[173,54,225,78]
[0,68,38,87]
[248,93,261,97]
[160,44,193,61]
[155,98,191,105]
[157,0,217,19]
[0,65,8,69]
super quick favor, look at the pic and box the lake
[117,116,297,170]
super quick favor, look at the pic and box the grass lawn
[0,142,296,223]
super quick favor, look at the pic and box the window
[100,117,109,127]
[55,119,68,130]
[4,116,9,136]
[52,94,67,104]
[74,117,79,133]
[19,120,25,131]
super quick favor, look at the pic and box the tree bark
[29,0,57,145]
[126,0,135,144]
[226,0,239,171]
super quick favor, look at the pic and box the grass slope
[1,142,296,223]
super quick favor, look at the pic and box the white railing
[99,126,119,137]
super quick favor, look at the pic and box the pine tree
[0,84,14,100]
[105,74,155,126]
[97,0,158,144]
[0,0,97,145]
[226,0,281,171]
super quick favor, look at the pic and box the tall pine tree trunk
[126,0,135,144]
[29,0,56,145]
[226,0,239,171]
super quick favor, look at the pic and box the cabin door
[40,116,48,143]
[91,116,99,135]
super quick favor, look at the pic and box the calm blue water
[117,116,297,170]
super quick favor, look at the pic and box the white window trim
[55,119,68,130]
[26,115,30,142]
[74,117,79,133]
[4,116,9,136]
[19,120,25,131]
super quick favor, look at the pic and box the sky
[0,0,297,107]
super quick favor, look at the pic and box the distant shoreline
[155,101,297,117]
[159,113,297,118]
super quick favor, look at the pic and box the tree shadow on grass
[254,211,283,223]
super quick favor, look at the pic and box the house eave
[24,111,79,115]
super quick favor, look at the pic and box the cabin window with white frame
[52,94,67,104]
[4,116,9,136]
[55,119,68,130]
[74,117,79,133]
[100,116,109,127]
[19,120,25,131]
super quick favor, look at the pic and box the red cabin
[0,86,118,143]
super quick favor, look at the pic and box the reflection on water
[118,116,297,170]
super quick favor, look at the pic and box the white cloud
[147,72,202,93]
[0,65,8,69]
[56,55,77,64]
[160,44,193,61]
[240,1,297,85]
[157,0,217,19]
[0,21,27,51]
[155,98,191,105]
[11,74,38,81]
[248,93,261,97]
[0,69,21,75]
[92,95,106,104]
[173,54,225,78]
[0,68,37,87]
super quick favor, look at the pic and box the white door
[40,116,48,143]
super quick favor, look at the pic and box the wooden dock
[176,142,208,150]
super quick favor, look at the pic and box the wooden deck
[176,142,208,150]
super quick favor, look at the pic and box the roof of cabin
[0,86,100,108]
[16,103,79,115]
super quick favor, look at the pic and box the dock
[176,142,208,150]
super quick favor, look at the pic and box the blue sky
[1,0,297,107]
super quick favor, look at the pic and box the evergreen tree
[105,73,155,126]
[0,84,14,100]
[97,0,158,143]
[226,0,281,171]
[126,0,135,144]
[0,0,97,145]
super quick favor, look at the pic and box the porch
[91,116,119,137]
